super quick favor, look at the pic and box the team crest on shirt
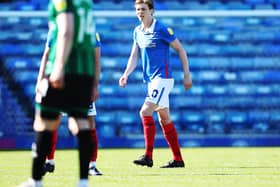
[53,0,67,11]
[167,27,174,35]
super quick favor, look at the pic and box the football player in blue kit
[119,0,192,168]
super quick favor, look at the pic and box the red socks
[161,123,183,161]
[90,129,98,162]
[46,129,98,162]
[47,130,58,160]
[141,116,156,160]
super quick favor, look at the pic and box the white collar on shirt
[140,18,156,33]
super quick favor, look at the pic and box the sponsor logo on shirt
[167,27,174,35]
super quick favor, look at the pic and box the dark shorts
[36,74,93,119]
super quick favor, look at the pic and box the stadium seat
[187,85,206,96]
[252,122,270,133]
[239,71,265,82]
[95,111,116,125]
[270,111,280,126]
[170,111,182,127]
[245,0,265,5]
[180,111,206,133]
[0,3,14,11]
[116,111,142,135]
[255,97,280,108]
[230,57,253,70]
[263,71,280,82]
[97,124,116,138]
[172,96,202,109]
[226,2,252,10]
[116,111,139,125]
[255,85,273,96]
[228,84,254,96]
[187,57,209,70]
[205,85,227,96]
[99,84,124,97]
[195,71,223,83]
[226,111,250,132]
[13,70,37,84]
[254,3,274,9]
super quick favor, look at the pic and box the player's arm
[170,38,192,90]
[35,45,50,93]
[92,45,101,101]
[49,12,74,89]
[119,42,139,87]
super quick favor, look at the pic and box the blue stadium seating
[0,1,280,148]
[180,111,206,133]
[3,0,280,10]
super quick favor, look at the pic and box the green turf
[1,147,280,187]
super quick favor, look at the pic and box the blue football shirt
[133,19,176,83]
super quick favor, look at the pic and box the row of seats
[93,109,280,136]
[3,55,280,73]
[2,42,280,58]
[1,0,280,10]
[5,68,280,98]
[0,78,32,136]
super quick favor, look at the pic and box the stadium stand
[0,0,279,148]
[1,0,280,10]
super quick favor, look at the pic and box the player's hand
[183,74,192,90]
[49,64,64,89]
[119,75,128,88]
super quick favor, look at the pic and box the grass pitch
[1,147,280,187]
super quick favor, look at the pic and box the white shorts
[145,78,174,110]
[88,102,97,116]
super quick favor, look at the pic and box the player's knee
[68,118,91,135]
[140,109,151,117]
[33,115,59,131]
[140,106,154,117]
[159,118,171,126]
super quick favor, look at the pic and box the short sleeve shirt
[133,19,176,82]
[47,0,95,77]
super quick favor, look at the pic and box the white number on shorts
[151,89,159,98]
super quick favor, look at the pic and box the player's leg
[66,74,95,186]
[87,103,102,175]
[47,129,57,161]
[32,114,61,177]
[43,129,58,175]
[134,79,175,167]
[68,117,93,187]
[152,78,184,168]
[17,75,65,187]
[133,101,157,167]
[88,115,102,175]
[157,108,185,168]
[17,112,61,187]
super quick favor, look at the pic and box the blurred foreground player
[17,0,96,186]
[40,31,103,177]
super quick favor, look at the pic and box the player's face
[135,3,152,22]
